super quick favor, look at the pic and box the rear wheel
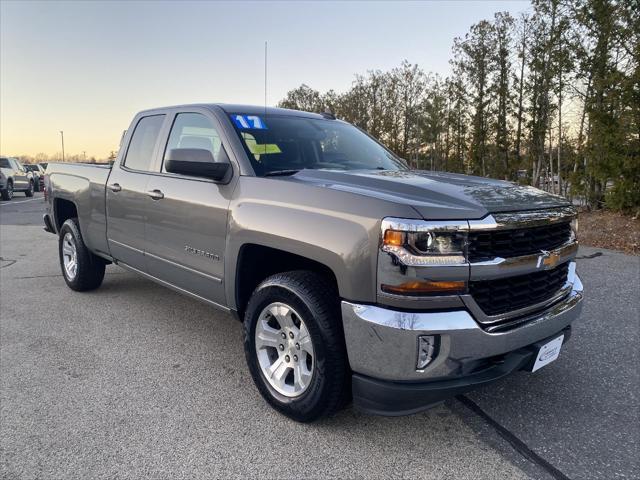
[244,271,350,422]
[25,180,34,197]
[58,218,105,291]
[1,181,13,200]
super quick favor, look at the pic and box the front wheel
[58,218,105,291]
[1,181,13,200]
[25,180,34,197]
[244,271,350,422]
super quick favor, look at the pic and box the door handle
[147,189,164,200]
[107,183,122,192]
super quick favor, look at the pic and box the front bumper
[341,269,583,415]
[352,328,571,416]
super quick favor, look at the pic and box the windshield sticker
[231,114,267,130]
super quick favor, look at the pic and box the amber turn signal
[383,230,404,246]
[381,280,467,296]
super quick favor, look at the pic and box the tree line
[16,151,117,165]
[278,0,639,212]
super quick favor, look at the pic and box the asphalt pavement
[1,193,638,479]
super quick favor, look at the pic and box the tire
[58,218,105,291]
[33,178,40,192]
[1,181,13,201]
[25,180,34,197]
[244,271,350,422]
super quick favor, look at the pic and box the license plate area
[528,334,564,372]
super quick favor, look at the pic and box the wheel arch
[233,243,340,320]
[53,198,78,231]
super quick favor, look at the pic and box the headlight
[381,219,467,266]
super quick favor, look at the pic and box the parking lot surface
[1,194,638,479]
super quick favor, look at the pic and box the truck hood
[285,169,570,220]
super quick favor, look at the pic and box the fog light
[417,335,438,370]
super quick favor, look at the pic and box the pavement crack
[456,395,572,480]
[575,251,603,259]
[0,257,17,268]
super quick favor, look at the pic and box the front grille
[468,222,572,262]
[469,262,569,317]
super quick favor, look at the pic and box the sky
[0,0,530,159]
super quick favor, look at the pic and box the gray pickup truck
[44,104,583,422]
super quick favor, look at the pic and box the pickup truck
[1,156,35,200]
[44,104,583,422]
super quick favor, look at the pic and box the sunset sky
[1,0,528,160]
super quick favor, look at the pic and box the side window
[123,115,165,171]
[163,113,222,171]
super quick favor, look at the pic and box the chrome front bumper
[342,267,583,381]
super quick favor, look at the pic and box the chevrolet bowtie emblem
[537,250,560,269]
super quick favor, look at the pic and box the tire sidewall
[25,181,34,197]
[244,282,335,420]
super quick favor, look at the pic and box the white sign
[532,335,564,372]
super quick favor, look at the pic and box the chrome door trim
[144,250,222,283]
[116,261,230,312]
[108,239,144,254]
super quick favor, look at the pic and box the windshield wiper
[263,169,301,177]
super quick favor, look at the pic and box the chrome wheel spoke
[62,242,73,256]
[269,304,295,330]
[256,324,282,350]
[293,362,312,391]
[268,357,290,385]
[298,323,313,355]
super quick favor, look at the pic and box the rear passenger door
[143,110,236,308]
[106,113,166,272]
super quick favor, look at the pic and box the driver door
[144,110,236,307]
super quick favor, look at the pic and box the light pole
[59,131,65,162]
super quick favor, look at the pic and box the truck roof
[138,103,326,120]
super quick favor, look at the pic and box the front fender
[225,176,420,309]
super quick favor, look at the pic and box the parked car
[0,157,35,200]
[24,164,45,192]
[44,104,583,422]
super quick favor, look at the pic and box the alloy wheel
[255,302,315,397]
[62,233,78,280]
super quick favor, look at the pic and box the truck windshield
[229,114,407,176]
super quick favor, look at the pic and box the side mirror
[165,148,231,182]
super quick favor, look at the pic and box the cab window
[162,113,222,172]
[123,115,165,171]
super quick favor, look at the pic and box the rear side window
[0,158,10,168]
[162,113,222,171]
[123,115,165,171]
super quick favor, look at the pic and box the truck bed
[46,162,112,257]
